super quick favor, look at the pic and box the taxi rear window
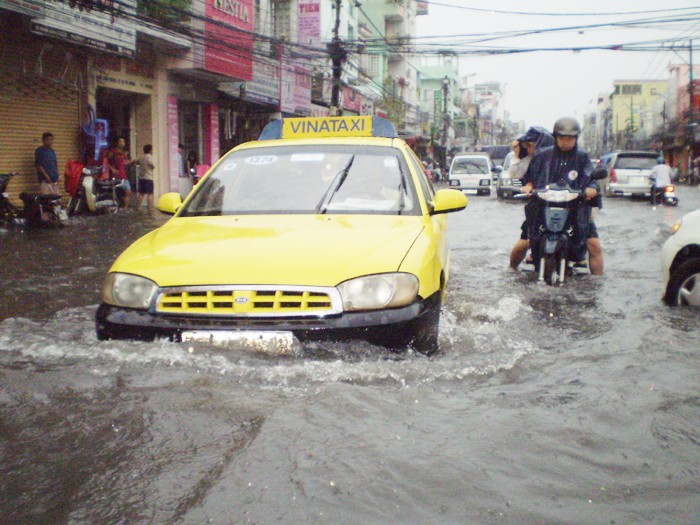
[180,145,420,216]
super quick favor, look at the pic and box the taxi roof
[259,116,398,141]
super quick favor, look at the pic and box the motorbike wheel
[0,201,19,225]
[543,254,560,286]
[67,195,81,216]
[43,208,62,228]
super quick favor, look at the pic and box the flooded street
[1,189,699,524]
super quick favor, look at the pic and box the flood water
[1,188,699,524]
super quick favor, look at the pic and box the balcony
[385,0,406,22]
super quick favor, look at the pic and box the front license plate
[181,330,298,354]
[463,189,478,194]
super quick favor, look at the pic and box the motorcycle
[650,184,679,206]
[520,168,607,285]
[1,172,67,228]
[67,165,124,215]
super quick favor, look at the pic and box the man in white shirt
[649,156,673,205]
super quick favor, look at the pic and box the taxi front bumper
[95,292,440,348]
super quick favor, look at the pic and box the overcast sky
[414,0,700,130]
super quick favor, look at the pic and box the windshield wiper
[315,154,355,214]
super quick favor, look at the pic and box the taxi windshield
[179,145,419,216]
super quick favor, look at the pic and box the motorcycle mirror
[591,167,608,180]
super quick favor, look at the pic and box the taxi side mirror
[431,188,468,215]
[157,192,182,215]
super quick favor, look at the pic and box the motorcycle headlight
[337,273,419,311]
[102,273,158,309]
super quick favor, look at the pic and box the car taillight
[609,168,617,183]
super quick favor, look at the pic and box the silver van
[604,151,659,198]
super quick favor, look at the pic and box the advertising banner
[342,86,361,114]
[168,96,180,192]
[281,61,311,116]
[205,105,220,165]
[30,0,137,57]
[298,0,321,47]
[205,0,254,81]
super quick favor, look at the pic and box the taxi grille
[155,285,342,317]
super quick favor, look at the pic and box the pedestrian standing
[34,132,59,194]
[136,144,155,213]
[108,137,133,209]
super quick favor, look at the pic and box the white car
[448,153,493,196]
[496,151,523,199]
[661,209,700,306]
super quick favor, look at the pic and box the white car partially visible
[661,209,700,307]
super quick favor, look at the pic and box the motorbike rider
[521,117,599,267]
[648,156,673,205]
[509,126,554,269]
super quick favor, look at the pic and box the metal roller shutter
[0,38,82,204]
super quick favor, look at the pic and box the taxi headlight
[102,273,158,309]
[337,273,419,311]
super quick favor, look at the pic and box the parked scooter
[519,168,607,285]
[67,166,124,215]
[0,172,21,226]
[1,172,67,227]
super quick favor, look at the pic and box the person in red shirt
[107,137,134,209]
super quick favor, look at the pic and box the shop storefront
[91,54,157,179]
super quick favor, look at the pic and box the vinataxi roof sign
[26,0,137,57]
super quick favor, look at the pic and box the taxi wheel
[409,304,441,356]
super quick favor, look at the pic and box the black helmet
[553,117,581,137]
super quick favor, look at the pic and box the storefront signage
[0,0,42,16]
[243,61,280,107]
[30,0,137,57]
[298,0,321,47]
[168,96,180,192]
[205,0,254,81]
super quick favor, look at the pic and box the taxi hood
[110,215,425,287]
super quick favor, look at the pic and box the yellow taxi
[96,116,467,354]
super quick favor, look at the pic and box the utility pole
[329,0,346,116]
[689,39,694,126]
[689,39,696,182]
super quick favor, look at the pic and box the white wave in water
[0,305,536,391]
